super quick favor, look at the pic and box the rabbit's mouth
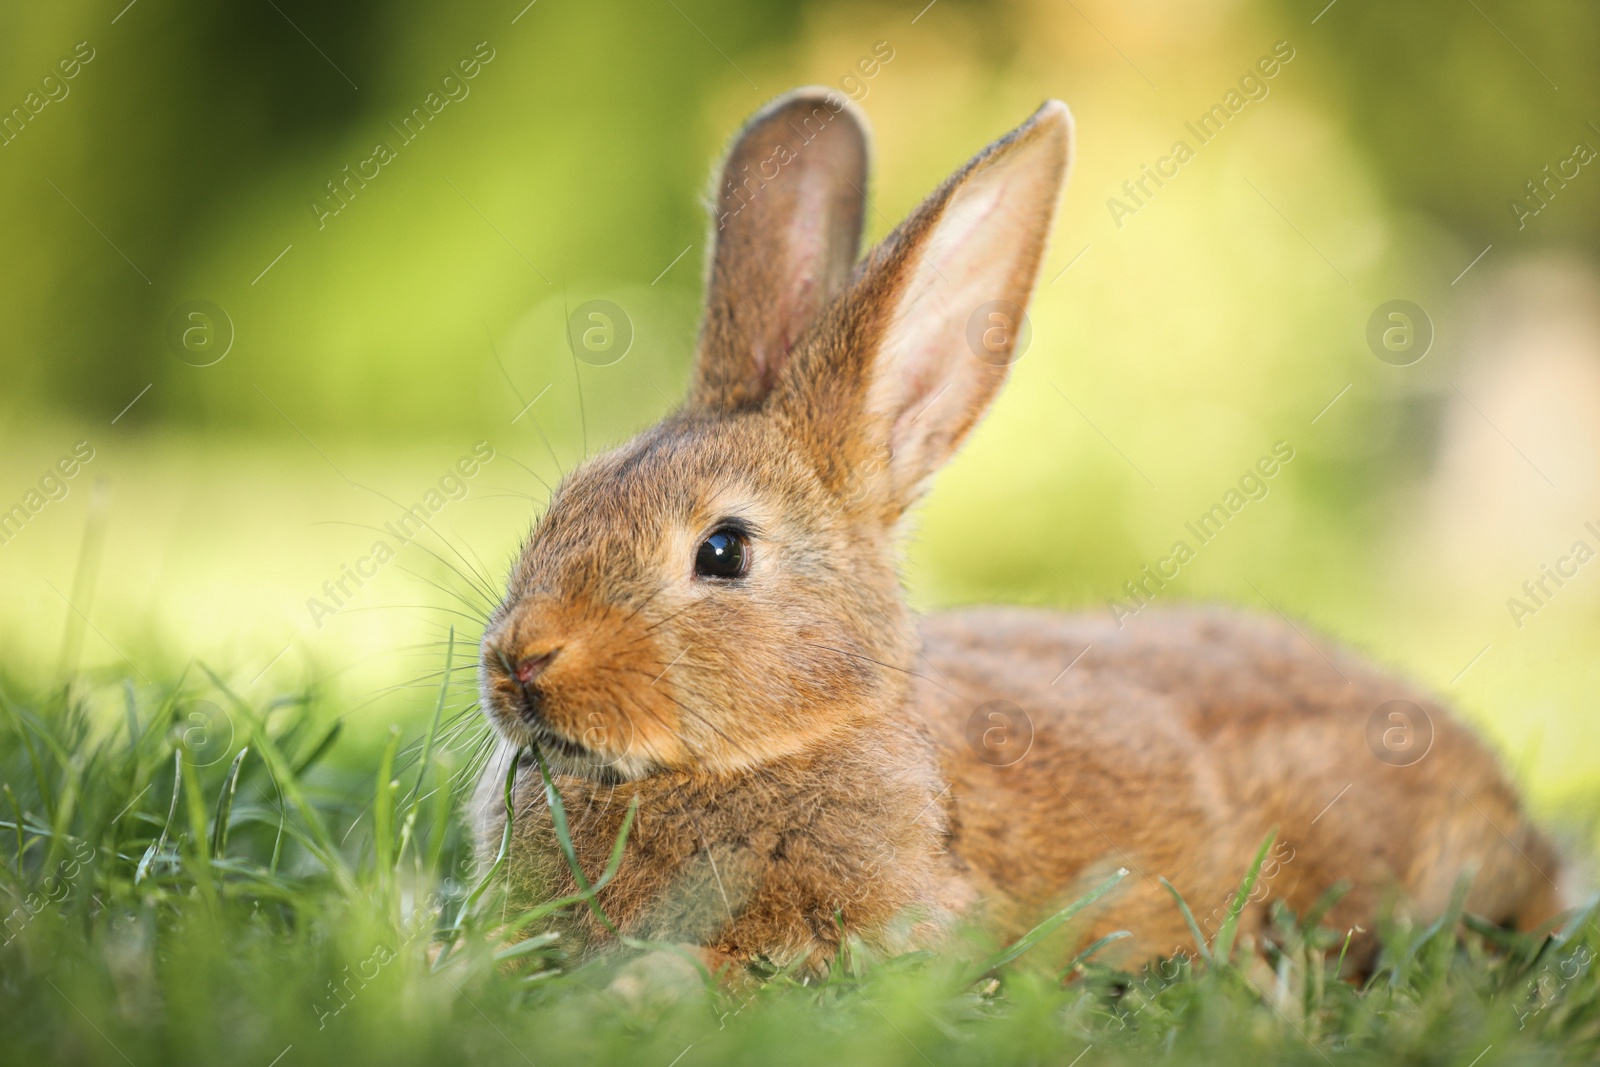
[511,687,587,757]
[480,669,652,780]
[491,682,585,754]
[488,691,607,772]
[507,718,630,786]
[518,715,595,764]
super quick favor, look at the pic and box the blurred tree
[0,0,813,430]
[1278,0,1600,252]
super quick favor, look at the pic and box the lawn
[4,653,1597,1067]
[6,0,1600,1062]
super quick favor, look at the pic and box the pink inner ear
[768,182,834,371]
[860,109,1068,498]
[879,176,1013,449]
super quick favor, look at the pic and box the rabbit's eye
[694,526,749,580]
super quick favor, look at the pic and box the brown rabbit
[474,88,1562,977]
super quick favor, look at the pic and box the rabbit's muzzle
[481,636,570,737]
[477,596,690,780]
[480,642,613,771]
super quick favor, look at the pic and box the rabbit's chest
[525,758,953,964]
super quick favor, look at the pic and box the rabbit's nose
[513,648,559,685]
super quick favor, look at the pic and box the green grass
[3,657,1599,1067]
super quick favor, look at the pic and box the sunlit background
[3,0,1598,836]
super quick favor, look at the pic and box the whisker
[397,533,502,608]
[333,484,504,606]
[337,604,489,626]
[486,328,565,479]
[394,565,495,619]
[471,488,549,506]
[804,642,951,690]
[605,586,665,641]
[493,448,557,499]
[592,662,766,769]
[311,517,499,607]
[632,602,696,641]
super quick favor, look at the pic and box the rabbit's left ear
[689,89,871,413]
[785,101,1072,514]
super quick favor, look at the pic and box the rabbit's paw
[607,943,750,1010]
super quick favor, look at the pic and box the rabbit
[473,87,1564,979]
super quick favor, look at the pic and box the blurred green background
[3,0,1599,824]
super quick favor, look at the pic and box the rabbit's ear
[789,101,1071,514]
[688,88,870,412]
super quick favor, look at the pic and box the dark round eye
[694,526,749,580]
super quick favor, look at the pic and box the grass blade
[404,627,452,812]
[1213,831,1276,965]
[210,747,248,859]
[975,867,1128,977]
[1160,876,1212,963]
[1061,930,1132,978]
[196,665,353,893]
[1,698,54,825]
[291,722,342,778]
[494,932,561,962]
[3,784,25,876]
[179,744,217,902]
[135,751,182,885]
[374,725,400,884]
[532,744,622,935]
[493,792,639,936]
[441,746,522,950]
[122,679,141,749]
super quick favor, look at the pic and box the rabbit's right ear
[776,101,1071,518]
[688,89,870,412]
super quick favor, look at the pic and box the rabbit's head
[481,89,1071,780]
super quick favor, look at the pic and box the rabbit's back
[915,607,1562,966]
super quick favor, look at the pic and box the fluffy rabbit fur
[474,88,1561,976]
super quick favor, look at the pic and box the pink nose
[514,649,559,685]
